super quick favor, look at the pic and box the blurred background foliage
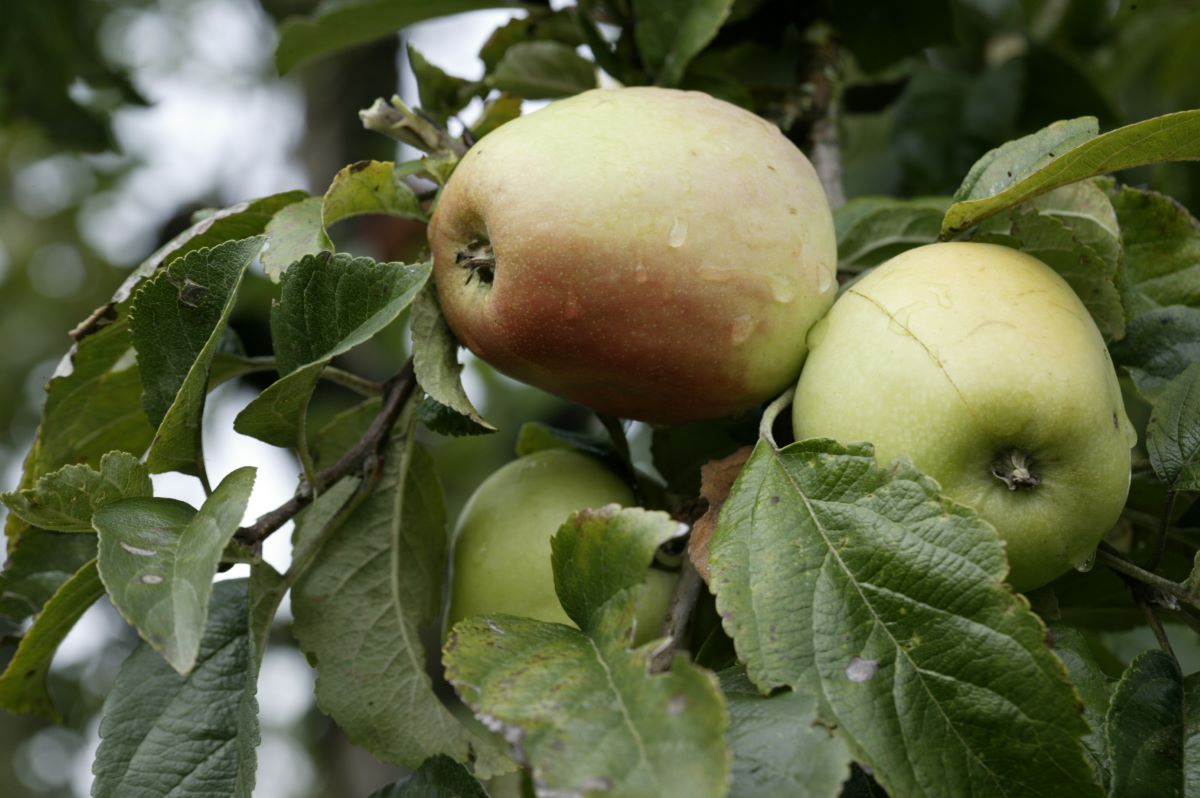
[1,0,1198,795]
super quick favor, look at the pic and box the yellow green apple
[445,448,675,644]
[792,242,1135,591]
[429,86,837,424]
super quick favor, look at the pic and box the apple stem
[990,448,1040,491]
[457,239,495,286]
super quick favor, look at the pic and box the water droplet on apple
[564,290,581,320]
[1073,549,1097,573]
[633,261,649,284]
[768,274,796,303]
[668,218,688,248]
[730,314,755,344]
[817,269,834,295]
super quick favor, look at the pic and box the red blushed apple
[429,86,837,424]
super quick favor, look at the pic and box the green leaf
[407,45,475,126]
[1111,306,1200,400]
[471,96,522,139]
[551,506,686,631]
[953,117,1099,204]
[825,0,953,74]
[234,253,429,448]
[10,317,153,540]
[2,451,151,532]
[719,668,852,798]
[1106,649,1200,798]
[120,192,305,302]
[489,41,597,99]
[94,467,256,674]
[649,414,758,497]
[323,160,426,228]
[943,110,1200,236]
[1026,179,1123,274]
[92,580,258,798]
[312,397,381,469]
[480,9,583,71]
[250,476,361,663]
[275,0,520,74]
[0,559,103,719]
[0,0,140,150]
[247,561,284,666]
[1106,182,1200,318]
[890,60,1024,198]
[411,286,494,436]
[445,506,728,797]
[0,531,97,621]
[974,206,1124,339]
[834,196,949,273]
[1047,624,1114,789]
[1147,363,1200,492]
[130,237,263,477]
[10,193,300,539]
[262,196,332,280]
[707,438,1103,798]
[367,755,489,798]
[516,420,611,459]
[292,421,503,772]
[632,0,734,87]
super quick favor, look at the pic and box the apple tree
[3,1,1200,796]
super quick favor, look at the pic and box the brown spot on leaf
[689,446,753,583]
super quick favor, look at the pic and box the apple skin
[792,242,1135,592]
[429,86,837,424]
[446,448,675,645]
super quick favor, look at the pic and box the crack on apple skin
[847,288,985,431]
[990,448,1041,491]
[847,288,1049,495]
[456,238,496,286]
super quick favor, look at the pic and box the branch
[234,359,417,546]
[649,557,704,673]
[795,22,845,208]
[323,366,385,397]
[1148,490,1178,572]
[1097,542,1200,610]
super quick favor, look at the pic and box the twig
[227,356,383,397]
[1148,491,1178,572]
[794,22,845,208]
[323,366,385,397]
[596,412,643,505]
[649,557,703,673]
[1098,542,1200,609]
[1141,601,1177,658]
[234,359,417,546]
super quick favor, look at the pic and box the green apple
[446,448,676,644]
[429,86,837,424]
[792,242,1135,591]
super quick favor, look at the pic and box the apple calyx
[456,238,495,286]
[990,448,1041,491]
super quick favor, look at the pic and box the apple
[429,86,838,424]
[792,242,1135,591]
[445,448,676,645]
